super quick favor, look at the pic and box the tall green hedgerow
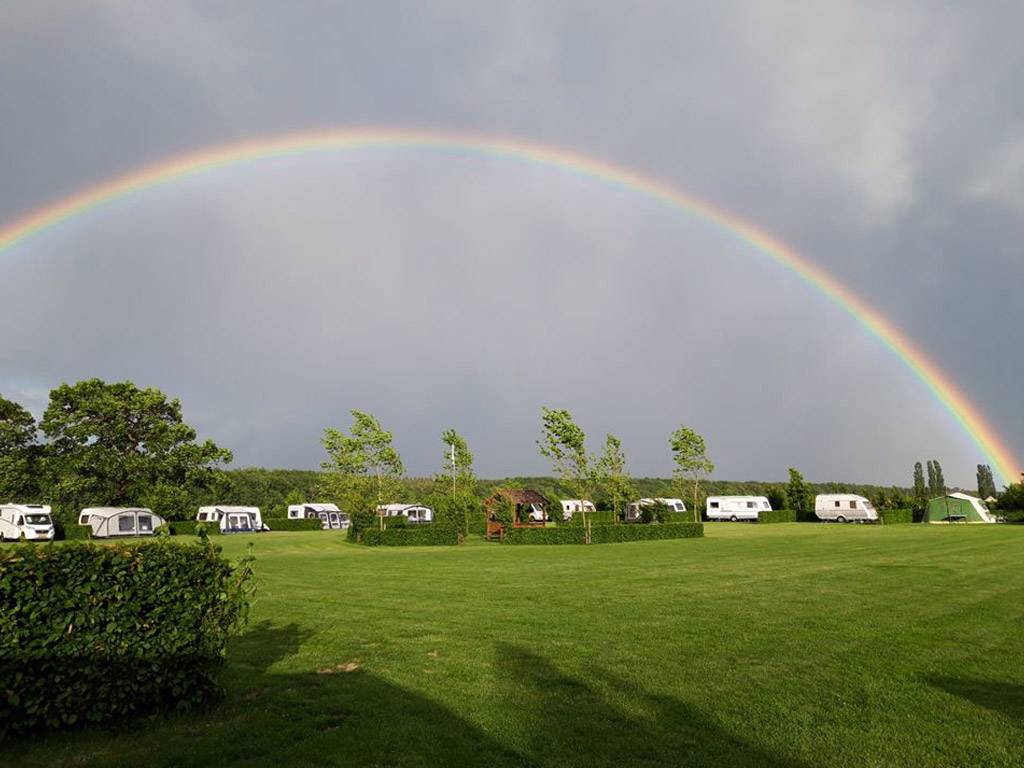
[0,539,254,735]
[263,517,323,532]
[756,510,797,524]
[360,521,460,546]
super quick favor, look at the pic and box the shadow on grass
[928,676,1024,724]
[8,626,802,767]
[495,643,801,768]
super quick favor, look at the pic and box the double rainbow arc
[0,128,1017,484]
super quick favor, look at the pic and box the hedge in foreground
[264,517,323,532]
[879,508,914,524]
[503,523,703,544]
[359,523,460,546]
[756,509,797,524]
[0,540,253,736]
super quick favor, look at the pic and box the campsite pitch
[7,524,1024,767]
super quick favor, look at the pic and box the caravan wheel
[836,515,847,523]
[729,515,738,522]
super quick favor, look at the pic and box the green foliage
[976,465,997,500]
[562,510,618,526]
[360,520,460,546]
[913,462,927,508]
[321,411,404,516]
[263,518,322,532]
[668,426,714,522]
[58,523,92,540]
[995,480,1024,510]
[0,394,40,501]
[194,521,219,538]
[537,408,592,518]
[38,379,231,522]
[489,495,516,527]
[766,485,787,511]
[787,468,812,514]
[503,526,588,545]
[593,434,632,521]
[0,540,254,734]
[878,508,914,524]
[755,509,797,524]
[153,523,176,537]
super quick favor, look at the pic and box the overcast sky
[1,1,1021,486]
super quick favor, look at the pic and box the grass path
[6,524,1024,767]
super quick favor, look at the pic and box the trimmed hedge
[0,540,253,735]
[998,510,1024,524]
[562,511,618,526]
[756,509,797,524]
[59,524,92,541]
[879,508,914,525]
[264,517,323,532]
[503,523,704,544]
[359,523,460,546]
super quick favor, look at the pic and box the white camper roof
[2,503,52,514]
[81,507,154,518]
[706,496,770,502]
[378,503,429,513]
[815,494,870,502]
[292,503,340,512]
[199,505,260,514]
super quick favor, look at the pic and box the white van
[197,505,268,533]
[0,504,55,542]
[377,503,435,524]
[560,499,596,521]
[814,494,878,523]
[705,496,772,522]
[80,507,165,538]
[287,503,349,530]
[624,498,687,522]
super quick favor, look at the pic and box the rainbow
[0,127,1017,484]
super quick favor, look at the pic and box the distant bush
[503,527,587,545]
[998,510,1024,524]
[756,510,797,524]
[57,523,92,540]
[879,508,914,525]
[153,523,177,537]
[193,521,221,538]
[264,517,323,532]
[0,540,254,735]
[503,523,703,544]
[360,521,460,546]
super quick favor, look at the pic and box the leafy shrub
[756,509,797,524]
[386,515,409,529]
[153,523,176,537]
[0,540,254,735]
[57,523,92,541]
[264,517,323,532]
[194,521,221,538]
[360,521,460,546]
[997,510,1024,523]
[878,508,914,525]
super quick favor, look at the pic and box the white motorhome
[197,505,268,533]
[560,499,596,521]
[705,496,772,522]
[377,503,434,524]
[287,502,349,530]
[0,504,55,542]
[80,507,165,538]
[814,494,878,523]
[624,498,687,522]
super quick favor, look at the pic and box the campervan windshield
[25,514,51,525]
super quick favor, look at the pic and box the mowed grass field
[7,524,1024,767]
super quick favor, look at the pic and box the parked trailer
[197,505,268,533]
[814,494,878,523]
[0,504,55,542]
[560,499,596,521]
[377,503,435,524]
[624,498,687,522]
[705,496,772,521]
[287,503,349,530]
[80,507,165,538]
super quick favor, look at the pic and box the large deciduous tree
[39,379,232,519]
[669,426,714,523]
[321,410,404,530]
[537,408,591,527]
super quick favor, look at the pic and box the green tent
[924,493,995,524]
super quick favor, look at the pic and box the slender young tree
[537,408,591,527]
[787,467,812,515]
[926,460,937,496]
[668,426,714,523]
[321,410,404,530]
[436,428,476,532]
[913,462,927,508]
[932,459,946,496]
[593,433,632,523]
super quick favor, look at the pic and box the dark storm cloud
[1,1,1021,486]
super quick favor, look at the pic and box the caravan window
[849,501,857,510]
[746,502,756,509]
[118,516,134,532]
[710,501,719,509]
[138,515,153,532]
[834,501,841,508]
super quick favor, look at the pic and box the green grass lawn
[7,524,1024,767]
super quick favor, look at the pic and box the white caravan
[0,504,55,542]
[560,499,597,521]
[814,494,878,523]
[197,505,268,533]
[705,496,772,522]
[625,498,687,522]
[377,503,435,524]
[287,502,349,530]
[80,507,165,538]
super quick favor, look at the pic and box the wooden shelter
[484,489,549,541]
